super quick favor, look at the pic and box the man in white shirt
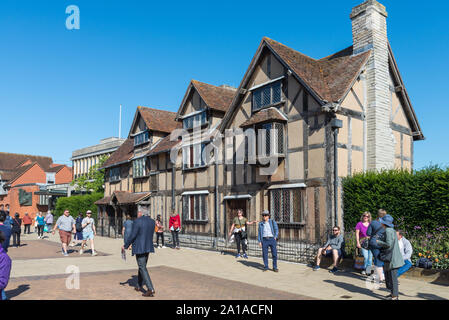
[397,230,413,277]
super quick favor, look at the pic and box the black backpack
[75,218,83,232]
[416,257,432,269]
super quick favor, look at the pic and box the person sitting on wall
[313,226,344,273]
[396,230,413,278]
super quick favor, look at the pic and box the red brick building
[0,152,72,219]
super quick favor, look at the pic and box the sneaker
[92,251,97,256]
[242,253,248,259]
[263,268,268,272]
[63,252,69,257]
[313,265,320,271]
[273,268,279,273]
[386,296,399,300]
[162,245,166,248]
[235,254,241,258]
[361,270,367,275]
[329,267,338,274]
[79,249,83,255]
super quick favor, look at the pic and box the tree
[71,155,109,193]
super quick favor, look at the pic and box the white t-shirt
[82,217,94,233]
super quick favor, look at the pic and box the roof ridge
[137,105,177,115]
[0,152,52,160]
[263,37,319,62]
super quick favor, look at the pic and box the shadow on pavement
[323,279,387,299]
[237,260,265,270]
[119,275,138,288]
[6,284,30,299]
[416,292,447,300]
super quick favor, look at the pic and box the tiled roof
[94,195,112,205]
[138,106,181,133]
[148,135,181,157]
[113,191,150,205]
[4,163,37,186]
[240,107,287,127]
[264,37,371,102]
[46,165,66,173]
[101,138,134,168]
[0,152,53,172]
[191,80,237,113]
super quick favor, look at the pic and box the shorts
[59,230,72,245]
[324,249,342,257]
[83,231,94,240]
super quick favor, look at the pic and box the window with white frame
[183,110,208,130]
[109,167,120,182]
[270,188,303,224]
[257,122,285,157]
[252,81,282,112]
[182,143,207,169]
[182,194,208,221]
[39,195,50,206]
[134,131,150,146]
[46,173,55,184]
[133,158,146,178]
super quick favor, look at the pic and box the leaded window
[109,167,120,182]
[133,158,146,178]
[182,194,208,221]
[270,188,303,224]
[252,81,282,111]
[183,110,208,130]
[134,131,150,146]
[183,143,207,169]
[257,122,285,157]
[149,173,158,191]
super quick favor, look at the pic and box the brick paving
[6,266,315,300]
[7,239,108,260]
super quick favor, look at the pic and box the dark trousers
[384,267,399,297]
[262,237,278,270]
[24,224,31,234]
[156,233,164,246]
[136,253,154,292]
[12,231,21,247]
[235,232,247,254]
[171,231,179,247]
[37,225,44,237]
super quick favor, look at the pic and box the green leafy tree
[71,155,109,193]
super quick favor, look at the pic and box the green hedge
[54,192,103,221]
[342,166,449,231]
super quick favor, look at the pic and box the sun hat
[379,214,394,228]
[262,210,270,216]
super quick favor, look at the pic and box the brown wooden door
[226,199,247,237]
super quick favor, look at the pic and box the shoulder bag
[238,218,247,240]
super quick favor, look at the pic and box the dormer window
[46,173,55,184]
[134,131,150,146]
[183,110,208,130]
[252,80,282,112]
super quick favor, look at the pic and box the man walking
[44,211,53,233]
[22,213,32,234]
[122,211,156,297]
[257,210,279,272]
[52,210,76,256]
[80,210,97,256]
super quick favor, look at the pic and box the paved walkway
[7,232,449,300]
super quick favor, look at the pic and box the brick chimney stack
[350,0,394,171]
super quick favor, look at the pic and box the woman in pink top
[356,211,373,275]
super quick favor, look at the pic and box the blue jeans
[397,259,412,277]
[262,238,277,270]
[1,289,7,300]
[361,248,373,270]
[370,248,384,267]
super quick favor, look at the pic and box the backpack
[75,218,83,232]
[416,257,432,269]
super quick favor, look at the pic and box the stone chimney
[350,0,394,171]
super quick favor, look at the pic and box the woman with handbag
[355,212,373,275]
[375,214,404,300]
[228,209,257,259]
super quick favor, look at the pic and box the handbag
[238,218,248,240]
[379,247,393,262]
[360,238,369,250]
[353,248,365,270]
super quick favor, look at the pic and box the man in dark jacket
[122,211,155,297]
[11,213,22,247]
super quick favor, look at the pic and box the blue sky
[0,0,448,169]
